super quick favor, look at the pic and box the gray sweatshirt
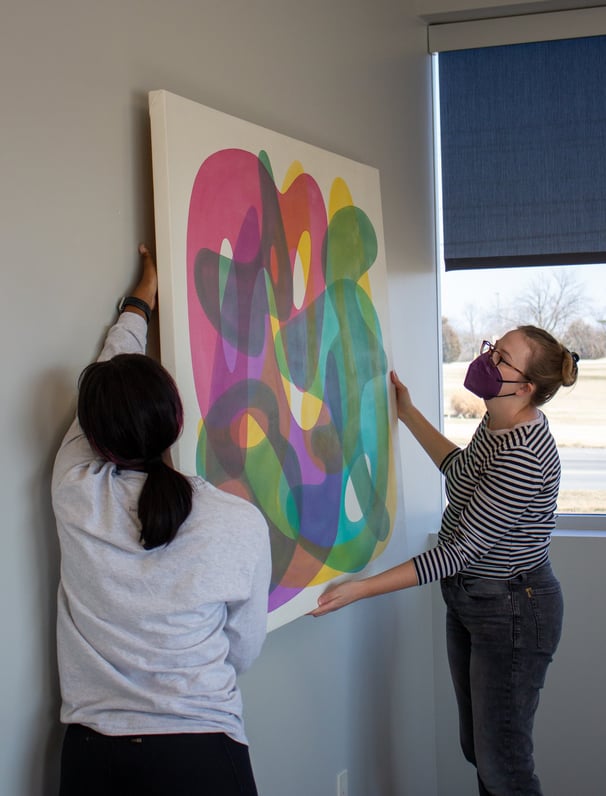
[52,312,271,743]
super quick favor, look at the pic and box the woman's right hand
[390,370,414,422]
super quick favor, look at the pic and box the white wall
[0,2,443,795]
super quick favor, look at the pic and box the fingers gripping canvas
[149,91,399,630]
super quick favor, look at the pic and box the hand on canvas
[132,243,158,311]
[390,370,414,422]
[309,579,366,617]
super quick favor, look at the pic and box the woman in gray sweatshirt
[52,245,271,796]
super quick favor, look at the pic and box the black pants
[59,724,259,796]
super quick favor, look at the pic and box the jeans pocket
[458,575,510,600]
[524,583,564,652]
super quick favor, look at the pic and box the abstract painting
[149,91,399,629]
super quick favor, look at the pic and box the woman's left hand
[309,579,366,617]
[132,243,158,311]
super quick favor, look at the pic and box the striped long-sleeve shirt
[413,412,560,585]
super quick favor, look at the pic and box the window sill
[554,513,606,535]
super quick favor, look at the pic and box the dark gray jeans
[441,562,563,796]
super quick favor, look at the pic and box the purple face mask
[464,353,526,400]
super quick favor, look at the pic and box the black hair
[77,354,193,549]
[518,325,579,406]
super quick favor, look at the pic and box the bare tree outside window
[509,269,586,338]
[442,317,461,363]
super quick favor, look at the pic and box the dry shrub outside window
[449,390,485,419]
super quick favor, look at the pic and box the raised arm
[52,245,158,484]
[391,370,458,468]
[120,244,158,320]
[95,244,157,359]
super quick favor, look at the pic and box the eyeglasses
[480,340,530,380]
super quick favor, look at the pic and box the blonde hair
[518,325,579,406]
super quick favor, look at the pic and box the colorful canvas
[149,91,399,630]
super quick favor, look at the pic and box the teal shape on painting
[325,206,378,284]
[258,150,274,182]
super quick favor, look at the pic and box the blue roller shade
[439,36,606,271]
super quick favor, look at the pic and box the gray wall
[433,534,606,796]
[0,2,442,795]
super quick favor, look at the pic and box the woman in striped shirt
[312,326,578,796]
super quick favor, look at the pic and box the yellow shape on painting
[358,271,371,297]
[297,230,311,279]
[308,562,346,586]
[301,390,324,430]
[270,311,281,339]
[292,231,311,310]
[284,375,324,430]
[329,177,373,298]
[328,177,353,220]
[282,160,305,192]
[245,413,266,447]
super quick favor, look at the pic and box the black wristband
[118,296,152,324]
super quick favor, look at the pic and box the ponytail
[78,353,194,549]
[138,460,193,549]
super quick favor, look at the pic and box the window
[440,263,606,516]
[432,23,606,519]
